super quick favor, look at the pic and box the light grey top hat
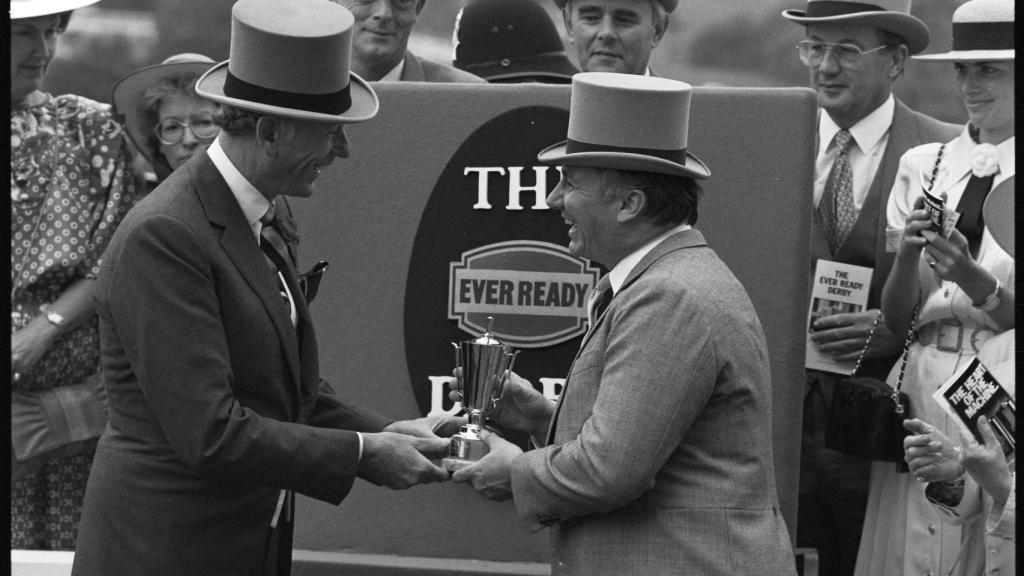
[538,73,710,179]
[982,176,1014,258]
[781,0,930,55]
[914,0,1014,62]
[196,0,378,124]
[10,0,101,18]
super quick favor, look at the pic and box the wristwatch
[45,310,67,328]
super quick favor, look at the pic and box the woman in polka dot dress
[10,0,137,550]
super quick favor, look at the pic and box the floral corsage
[969,143,999,177]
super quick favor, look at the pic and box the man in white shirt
[781,2,959,575]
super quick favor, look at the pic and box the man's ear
[888,44,909,80]
[652,12,669,45]
[616,188,646,223]
[562,6,576,43]
[255,115,286,156]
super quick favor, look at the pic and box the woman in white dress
[855,0,1014,575]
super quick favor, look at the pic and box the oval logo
[404,105,598,417]
[449,240,601,348]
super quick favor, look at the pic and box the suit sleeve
[105,213,363,504]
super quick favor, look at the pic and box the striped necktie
[259,202,304,316]
[587,275,613,328]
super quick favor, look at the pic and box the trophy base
[442,433,490,472]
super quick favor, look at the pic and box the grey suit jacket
[511,229,796,576]
[400,51,486,83]
[73,152,391,576]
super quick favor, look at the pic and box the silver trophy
[442,318,519,472]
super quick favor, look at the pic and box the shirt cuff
[356,432,363,463]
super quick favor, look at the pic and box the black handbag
[825,303,919,470]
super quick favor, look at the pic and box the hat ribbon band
[952,22,1015,52]
[804,1,885,18]
[565,139,686,164]
[224,71,352,116]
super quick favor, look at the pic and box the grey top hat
[782,0,930,55]
[111,53,218,169]
[982,176,1014,258]
[196,0,378,124]
[10,0,101,18]
[454,0,579,82]
[538,73,709,179]
[914,0,1014,62]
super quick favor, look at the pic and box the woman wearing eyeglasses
[112,53,222,191]
[10,0,138,550]
[858,0,1015,575]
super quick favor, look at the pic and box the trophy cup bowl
[442,327,519,472]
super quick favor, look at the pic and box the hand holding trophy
[442,317,519,472]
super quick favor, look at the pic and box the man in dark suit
[332,0,485,82]
[72,1,452,575]
[781,1,960,575]
[451,73,796,576]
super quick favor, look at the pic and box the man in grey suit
[332,0,484,82]
[452,72,796,576]
[781,2,960,575]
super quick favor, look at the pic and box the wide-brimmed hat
[782,0,930,55]
[196,0,378,124]
[454,0,579,83]
[913,0,1013,62]
[982,176,1014,258]
[10,0,100,18]
[111,53,218,167]
[538,73,709,179]
[552,0,677,12]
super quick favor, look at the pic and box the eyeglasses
[154,116,220,146]
[797,40,888,70]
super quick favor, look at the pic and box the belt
[916,320,994,354]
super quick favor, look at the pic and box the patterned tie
[818,129,856,255]
[586,275,613,328]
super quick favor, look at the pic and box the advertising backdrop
[291,82,816,575]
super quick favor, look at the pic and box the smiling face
[954,60,1014,144]
[563,0,665,75]
[265,118,350,199]
[545,165,625,267]
[339,0,423,78]
[805,23,903,129]
[156,94,221,171]
[11,15,63,103]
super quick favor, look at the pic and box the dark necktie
[260,203,305,315]
[586,275,613,328]
[955,173,995,258]
[818,130,856,255]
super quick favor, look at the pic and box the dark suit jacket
[399,51,486,83]
[809,100,959,380]
[72,151,391,576]
[511,230,796,576]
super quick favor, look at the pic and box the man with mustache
[781,2,958,575]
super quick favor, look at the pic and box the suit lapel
[191,153,303,388]
[547,229,708,444]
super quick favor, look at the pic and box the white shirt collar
[379,58,406,82]
[819,94,894,154]
[207,138,271,241]
[605,222,691,294]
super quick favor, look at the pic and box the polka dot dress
[10,93,138,550]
